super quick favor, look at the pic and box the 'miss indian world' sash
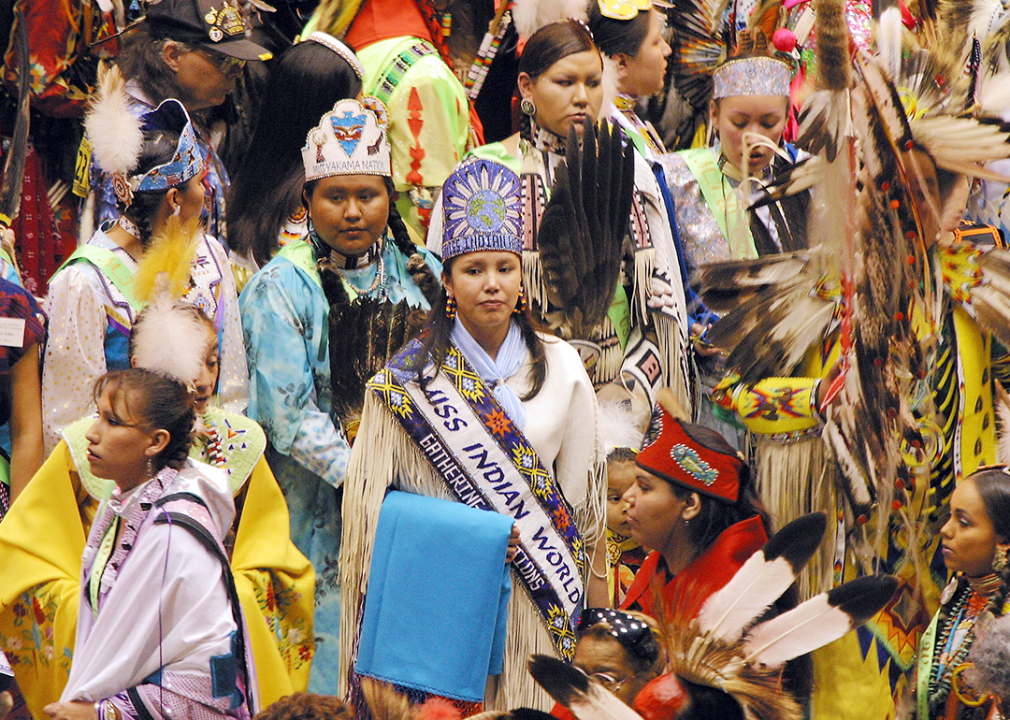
[367,339,587,661]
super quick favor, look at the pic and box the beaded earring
[514,286,527,314]
[146,457,154,479]
[445,295,457,320]
[993,543,1009,573]
[520,98,536,116]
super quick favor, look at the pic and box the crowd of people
[1,0,1010,719]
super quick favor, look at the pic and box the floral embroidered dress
[0,408,313,717]
[240,235,439,694]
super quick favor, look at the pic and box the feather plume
[966,613,1010,702]
[528,655,644,720]
[878,8,904,82]
[133,216,202,303]
[537,121,633,338]
[697,513,827,643]
[597,400,647,455]
[130,286,214,390]
[85,63,144,178]
[511,0,587,38]
[996,382,1010,464]
[741,575,898,669]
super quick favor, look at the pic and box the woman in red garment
[620,389,772,619]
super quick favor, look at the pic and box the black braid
[519,110,533,143]
[384,178,419,257]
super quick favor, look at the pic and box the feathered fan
[536,120,634,340]
[531,513,897,720]
[325,272,429,440]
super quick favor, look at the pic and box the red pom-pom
[772,29,797,53]
[415,698,463,720]
[634,674,691,720]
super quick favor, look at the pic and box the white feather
[996,382,1010,465]
[740,594,855,669]
[511,0,588,38]
[600,55,620,122]
[696,551,797,643]
[131,290,214,391]
[877,8,904,82]
[84,64,144,178]
[597,401,646,455]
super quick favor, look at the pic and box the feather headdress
[531,513,898,720]
[130,286,215,394]
[512,0,588,39]
[84,63,144,184]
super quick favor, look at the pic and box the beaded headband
[113,99,205,208]
[441,158,523,261]
[305,31,366,81]
[302,97,392,181]
[713,56,792,99]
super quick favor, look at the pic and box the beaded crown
[302,98,392,182]
[133,99,206,195]
[441,158,523,261]
[713,56,792,98]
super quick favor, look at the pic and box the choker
[310,227,383,269]
[117,216,141,240]
[614,93,639,112]
[531,119,568,156]
[967,572,1002,597]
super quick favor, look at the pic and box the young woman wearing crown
[427,15,693,419]
[342,158,605,713]
[239,97,441,695]
[43,66,247,456]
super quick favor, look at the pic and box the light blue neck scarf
[451,318,528,429]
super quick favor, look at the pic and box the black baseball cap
[146,0,273,61]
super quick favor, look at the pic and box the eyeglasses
[589,672,636,694]
[198,48,246,74]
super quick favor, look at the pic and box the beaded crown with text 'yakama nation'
[440,158,523,261]
[302,97,392,182]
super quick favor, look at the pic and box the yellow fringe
[133,216,202,303]
[754,436,837,599]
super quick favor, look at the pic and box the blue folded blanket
[356,491,513,702]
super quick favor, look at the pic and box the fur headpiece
[512,0,588,39]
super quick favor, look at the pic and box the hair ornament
[441,158,523,260]
[301,97,392,181]
[597,0,652,21]
[304,31,366,81]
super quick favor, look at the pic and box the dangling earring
[993,543,1009,573]
[146,456,154,479]
[172,202,181,217]
[520,98,536,117]
[445,295,457,320]
[514,286,527,314]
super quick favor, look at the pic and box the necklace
[317,244,386,296]
[310,229,387,296]
[531,119,567,156]
[928,576,1000,711]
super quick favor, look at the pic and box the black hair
[118,27,189,107]
[228,39,363,265]
[518,20,599,141]
[120,130,184,248]
[660,422,773,551]
[587,2,652,58]
[303,177,415,261]
[417,255,547,399]
[578,610,662,676]
[967,467,1010,616]
[93,368,196,472]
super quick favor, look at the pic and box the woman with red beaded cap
[619,388,772,620]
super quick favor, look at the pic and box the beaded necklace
[531,119,567,156]
[310,229,386,296]
[929,574,1002,712]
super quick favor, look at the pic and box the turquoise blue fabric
[240,237,440,694]
[356,491,512,702]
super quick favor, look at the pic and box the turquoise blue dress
[239,234,440,693]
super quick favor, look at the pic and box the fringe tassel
[523,250,549,317]
[632,248,656,325]
[754,436,837,599]
[653,314,692,412]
